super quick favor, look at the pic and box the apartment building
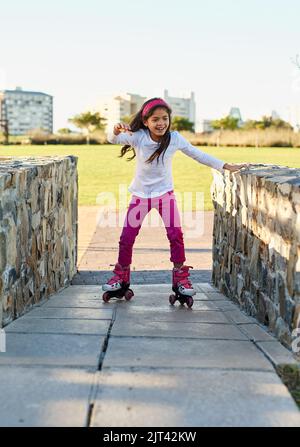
[98,93,147,131]
[163,89,196,128]
[99,90,196,131]
[0,87,53,135]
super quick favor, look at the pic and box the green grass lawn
[1,145,300,210]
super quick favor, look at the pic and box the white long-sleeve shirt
[107,128,225,198]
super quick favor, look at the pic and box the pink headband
[142,99,170,117]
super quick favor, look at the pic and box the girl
[102,97,249,302]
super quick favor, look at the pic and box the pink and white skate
[102,263,134,302]
[169,265,195,308]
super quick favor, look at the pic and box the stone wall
[0,156,78,326]
[211,164,300,348]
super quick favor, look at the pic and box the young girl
[102,97,249,304]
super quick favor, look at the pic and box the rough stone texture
[0,156,78,326]
[211,164,300,349]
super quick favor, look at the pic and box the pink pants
[118,190,186,266]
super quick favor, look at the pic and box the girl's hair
[119,97,172,164]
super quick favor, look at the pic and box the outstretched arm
[107,123,135,145]
[176,132,225,172]
[112,123,133,136]
[176,132,250,172]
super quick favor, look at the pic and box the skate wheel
[102,292,110,303]
[186,297,194,308]
[169,294,176,305]
[124,289,134,301]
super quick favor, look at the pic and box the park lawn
[1,145,300,210]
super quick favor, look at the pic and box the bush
[23,130,109,145]
[188,129,300,148]
[1,128,300,148]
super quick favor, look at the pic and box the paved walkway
[77,207,214,271]
[75,206,214,284]
[0,283,299,427]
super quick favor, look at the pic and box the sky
[0,0,299,131]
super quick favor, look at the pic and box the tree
[242,119,261,130]
[68,111,106,144]
[57,127,72,134]
[171,116,194,132]
[271,118,293,130]
[243,116,293,130]
[211,116,239,131]
[122,115,135,124]
[0,118,9,145]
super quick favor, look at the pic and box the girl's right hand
[223,163,250,172]
[113,123,132,136]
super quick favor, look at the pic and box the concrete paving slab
[193,290,224,301]
[91,368,300,427]
[194,293,227,301]
[5,318,111,335]
[210,300,241,311]
[55,285,102,295]
[42,297,113,309]
[195,283,218,292]
[105,283,209,294]
[44,287,102,301]
[257,342,299,366]
[49,291,102,299]
[116,300,220,312]
[115,307,230,323]
[0,366,93,427]
[135,286,216,292]
[0,333,104,367]
[105,284,232,310]
[21,307,113,320]
[111,319,247,340]
[131,284,174,293]
[1,279,298,427]
[72,270,213,285]
[238,324,278,342]
[222,309,255,324]
[103,337,274,371]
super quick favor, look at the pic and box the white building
[229,107,243,127]
[0,87,53,135]
[271,110,280,120]
[197,120,214,133]
[98,90,197,131]
[163,89,196,129]
[98,93,147,131]
[284,106,300,132]
[198,106,243,133]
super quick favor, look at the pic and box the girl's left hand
[223,163,250,172]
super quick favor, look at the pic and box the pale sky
[0,0,299,130]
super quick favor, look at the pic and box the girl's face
[143,107,170,141]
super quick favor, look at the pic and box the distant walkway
[77,207,214,271]
[75,206,214,285]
